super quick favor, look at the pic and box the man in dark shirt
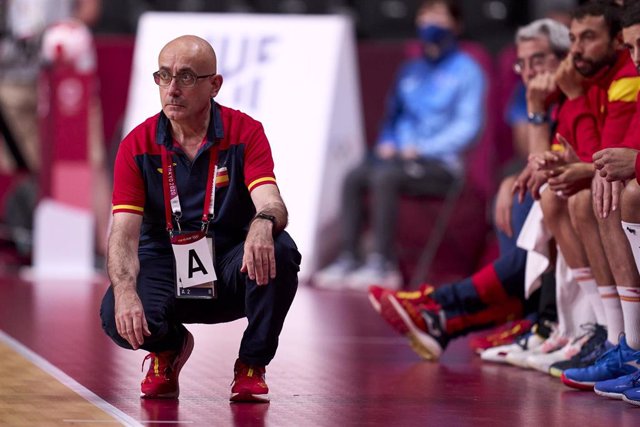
[100,35,300,403]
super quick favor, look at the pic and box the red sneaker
[140,330,194,399]
[368,283,435,313]
[469,318,533,354]
[378,294,449,361]
[230,359,269,403]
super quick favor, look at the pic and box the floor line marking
[0,330,143,427]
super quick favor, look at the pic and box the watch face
[528,113,548,125]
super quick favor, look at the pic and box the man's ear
[614,31,624,49]
[211,74,224,98]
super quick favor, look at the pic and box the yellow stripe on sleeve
[112,204,144,213]
[247,177,277,192]
[608,76,640,102]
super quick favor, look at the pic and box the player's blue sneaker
[622,386,640,406]
[561,335,640,390]
[594,371,640,399]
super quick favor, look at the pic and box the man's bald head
[159,35,217,74]
[156,35,223,125]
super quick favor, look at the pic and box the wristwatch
[527,111,549,125]
[254,212,277,226]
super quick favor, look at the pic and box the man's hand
[593,147,638,182]
[546,162,594,197]
[555,56,585,100]
[529,133,579,172]
[555,133,580,164]
[592,173,623,219]
[528,170,548,200]
[526,71,556,113]
[114,287,150,350]
[495,175,516,238]
[241,219,276,285]
[529,150,564,172]
[375,143,396,159]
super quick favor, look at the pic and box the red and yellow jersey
[555,50,640,161]
[111,101,276,253]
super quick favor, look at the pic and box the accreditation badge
[170,230,217,299]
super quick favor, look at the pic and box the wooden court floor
[0,273,639,426]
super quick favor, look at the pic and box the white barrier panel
[27,199,95,280]
[124,13,365,281]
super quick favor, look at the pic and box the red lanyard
[161,144,218,234]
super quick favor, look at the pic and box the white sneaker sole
[594,388,624,399]
[387,296,443,361]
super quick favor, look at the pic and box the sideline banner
[124,13,364,280]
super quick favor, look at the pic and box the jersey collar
[155,99,224,150]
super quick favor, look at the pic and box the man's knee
[99,279,172,349]
[99,288,133,349]
[273,232,301,282]
[567,189,594,228]
[540,188,566,226]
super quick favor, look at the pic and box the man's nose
[570,40,583,56]
[167,78,181,95]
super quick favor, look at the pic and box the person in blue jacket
[314,0,486,290]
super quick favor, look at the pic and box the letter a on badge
[188,249,208,278]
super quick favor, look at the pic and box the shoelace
[591,343,622,368]
[574,339,602,360]
[141,352,175,379]
[230,365,265,386]
[569,325,606,358]
[141,353,161,379]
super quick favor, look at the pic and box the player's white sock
[618,286,640,350]
[570,267,606,325]
[598,286,623,345]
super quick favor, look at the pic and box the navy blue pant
[433,193,534,327]
[100,231,300,366]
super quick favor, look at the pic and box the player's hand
[547,162,593,198]
[593,147,638,181]
[555,133,580,164]
[528,170,548,200]
[114,287,150,350]
[555,56,585,100]
[592,173,623,219]
[513,164,532,203]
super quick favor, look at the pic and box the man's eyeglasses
[153,69,216,87]
[513,52,555,75]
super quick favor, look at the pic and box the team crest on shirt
[216,167,229,188]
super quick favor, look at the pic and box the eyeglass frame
[153,69,217,88]
[513,52,557,75]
